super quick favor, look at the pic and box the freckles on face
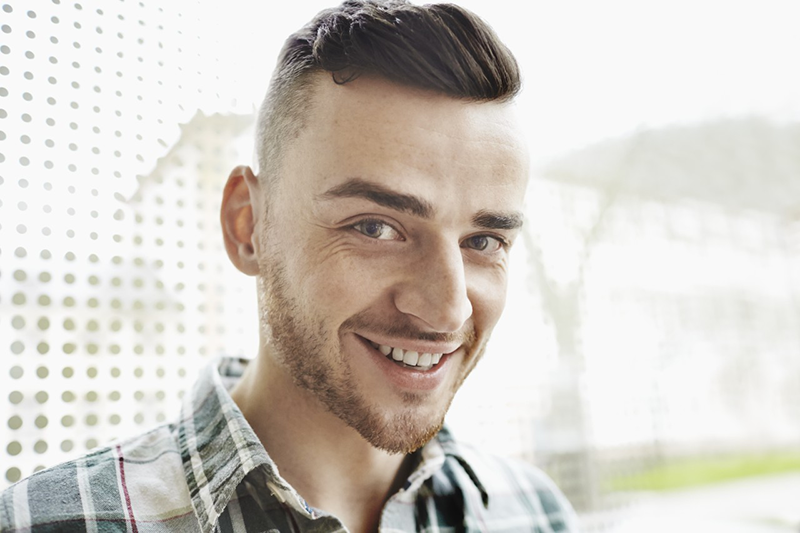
[302,235,373,302]
[275,214,396,317]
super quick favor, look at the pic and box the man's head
[222,0,528,454]
[254,0,521,186]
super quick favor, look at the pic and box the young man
[1,1,578,531]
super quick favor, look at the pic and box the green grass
[608,451,800,492]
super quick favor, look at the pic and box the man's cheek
[470,277,509,328]
[305,261,371,311]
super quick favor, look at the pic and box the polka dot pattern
[1,1,259,488]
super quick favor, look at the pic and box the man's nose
[393,242,473,333]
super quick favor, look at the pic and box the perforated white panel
[0,0,258,487]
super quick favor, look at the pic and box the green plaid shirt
[1,357,579,532]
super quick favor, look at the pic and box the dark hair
[255,0,521,182]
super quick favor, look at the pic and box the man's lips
[353,333,457,391]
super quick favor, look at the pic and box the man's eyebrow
[472,210,524,230]
[318,178,434,219]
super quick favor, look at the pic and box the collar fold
[177,358,311,532]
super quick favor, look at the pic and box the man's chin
[337,396,450,455]
[356,412,445,455]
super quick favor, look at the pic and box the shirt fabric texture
[1,357,579,532]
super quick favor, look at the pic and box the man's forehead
[292,74,528,175]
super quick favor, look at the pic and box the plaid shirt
[1,357,579,532]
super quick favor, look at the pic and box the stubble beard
[257,259,483,455]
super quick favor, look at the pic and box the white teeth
[391,347,404,361]
[371,340,445,369]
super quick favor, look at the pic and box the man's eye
[463,235,504,253]
[352,220,401,240]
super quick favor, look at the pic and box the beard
[257,259,483,455]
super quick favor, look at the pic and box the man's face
[255,74,528,454]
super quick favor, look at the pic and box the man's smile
[348,333,466,393]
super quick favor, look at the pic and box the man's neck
[230,352,411,533]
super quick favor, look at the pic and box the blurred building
[527,118,800,513]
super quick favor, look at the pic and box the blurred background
[1,1,799,531]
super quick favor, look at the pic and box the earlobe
[221,165,260,276]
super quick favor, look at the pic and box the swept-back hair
[255,0,521,182]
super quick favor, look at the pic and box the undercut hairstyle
[254,0,521,185]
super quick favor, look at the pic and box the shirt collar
[177,357,299,533]
[176,357,490,531]
[401,425,490,507]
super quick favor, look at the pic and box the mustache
[339,310,476,346]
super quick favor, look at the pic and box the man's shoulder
[0,423,196,532]
[438,440,581,532]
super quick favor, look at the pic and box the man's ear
[221,165,260,276]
